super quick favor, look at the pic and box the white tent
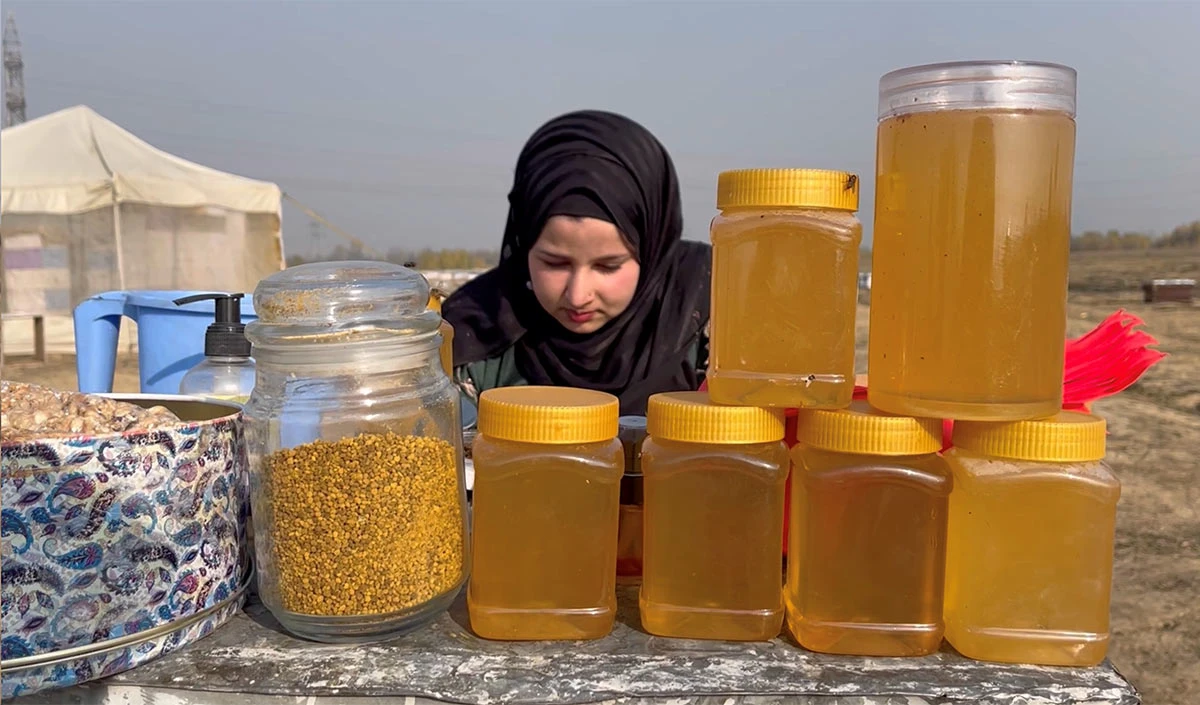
[0,105,284,313]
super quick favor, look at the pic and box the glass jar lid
[246,260,442,349]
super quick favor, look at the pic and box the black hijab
[442,110,711,415]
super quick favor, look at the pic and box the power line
[33,78,519,144]
[132,126,515,172]
[309,220,323,254]
[283,193,381,258]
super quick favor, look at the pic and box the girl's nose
[565,270,594,307]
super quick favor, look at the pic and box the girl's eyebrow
[535,250,630,264]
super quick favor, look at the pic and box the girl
[443,110,711,416]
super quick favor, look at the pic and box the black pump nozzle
[173,293,251,359]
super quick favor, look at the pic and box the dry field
[2,249,1197,703]
[1060,250,1200,704]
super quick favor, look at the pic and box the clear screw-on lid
[878,60,1077,120]
[246,260,442,349]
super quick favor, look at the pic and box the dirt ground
[2,250,1198,703]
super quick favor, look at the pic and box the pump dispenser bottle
[175,292,256,404]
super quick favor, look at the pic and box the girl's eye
[537,258,623,273]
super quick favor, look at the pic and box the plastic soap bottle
[175,293,256,405]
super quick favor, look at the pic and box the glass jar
[424,287,455,377]
[243,261,469,643]
[436,320,454,377]
[468,386,623,641]
[640,392,788,641]
[868,61,1077,421]
[944,412,1119,666]
[708,168,862,409]
[616,415,648,577]
[787,401,950,657]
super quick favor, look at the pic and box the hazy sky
[6,0,1199,258]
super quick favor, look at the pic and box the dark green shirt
[454,329,710,409]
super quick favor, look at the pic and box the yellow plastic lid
[797,400,941,456]
[952,411,1107,462]
[477,386,619,444]
[716,168,859,211]
[646,391,785,444]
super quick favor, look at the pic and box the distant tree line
[286,245,500,269]
[1071,220,1200,252]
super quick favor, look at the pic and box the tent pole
[111,192,127,290]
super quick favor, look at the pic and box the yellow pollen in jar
[262,433,465,617]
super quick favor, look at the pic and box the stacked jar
[868,60,1078,421]
[787,402,950,657]
[619,168,867,643]
[243,261,469,643]
[658,167,866,644]
[640,392,789,641]
[707,168,863,409]
[866,60,1121,667]
[944,412,1119,666]
[467,386,623,641]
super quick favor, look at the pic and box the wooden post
[33,313,45,362]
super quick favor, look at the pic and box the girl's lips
[566,310,596,323]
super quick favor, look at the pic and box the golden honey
[787,402,950,657]
[708,169,862,409]
[640,392,788,641]
[944,412,1119,666]
[467,386,623,641]
[868,61,1077,420]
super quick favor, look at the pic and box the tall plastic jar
[944,412,1119,666]
[787,401,950,657]
[242,261,469,643]
[468,386,623,641]
[868,61,1078,421]
[708,168,862,409]
[640,392,788,641]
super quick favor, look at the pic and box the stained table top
[13,583,1141,705]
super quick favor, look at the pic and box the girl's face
[527,215,641,334]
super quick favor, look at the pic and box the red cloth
[697,309,1165,556]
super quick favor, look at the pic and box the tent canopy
[1,105,280,216]
[0,106,284,312]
